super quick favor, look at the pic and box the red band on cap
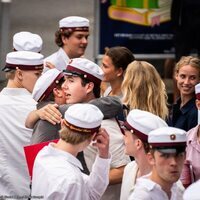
[150,142,186,148]
[196,93,200,100]
[63,119,100,134]
[60,27,89,32]
[5,63,43,70]
[66,65,101,85]
[38,73,64,102]
[124,121,148,142]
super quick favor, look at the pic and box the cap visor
[62,70,82,77]
[157,148,177,154]
[2,67,11,72]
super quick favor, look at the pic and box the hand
[45,61,55,69]
[92,128,110,159]
[36,104,62,125]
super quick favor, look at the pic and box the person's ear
[86,82,94,94]
[60,119,65,128]
[135,139,142,150]
[53,88,63,98]
[196,99,200,110]
[61,35,69,45]
[147,152,155,166]
[15,69,23,81]
[116,67,123,77]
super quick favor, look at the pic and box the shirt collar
[48,143,83,170]
[1,87,31,96]
[59,48,70,64]
[135,173,178,193]
[179,97,196,114]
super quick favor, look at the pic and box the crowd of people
[0,14,200,200]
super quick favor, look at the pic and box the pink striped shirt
[180,125,200,187]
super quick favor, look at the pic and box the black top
[167,97,197,131]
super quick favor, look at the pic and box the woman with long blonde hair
[121,60,168,120]
[120,60,169,200]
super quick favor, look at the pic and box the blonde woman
[121,60,168,120]
[168,56,200,131]
[120,60,169,199]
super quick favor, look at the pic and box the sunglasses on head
[115,120,132,135]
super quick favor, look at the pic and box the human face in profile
[20,69,42,93]
[101,55,123,83]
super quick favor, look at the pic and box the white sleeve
[83,155,111,200]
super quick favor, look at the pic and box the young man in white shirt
[129,126,187,200]
[0,51,44,196]
[44,16,89,72]
[120,109,168,200]
[31,103,111,199]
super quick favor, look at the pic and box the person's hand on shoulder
[36,103,62,125]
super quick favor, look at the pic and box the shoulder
[59,104,70,116]
[103,86,112,97]
[31,120,60,144]
[45,51,59,61]
[175,180,185,193]
[101,118,124,137]
[89,96,123,119]
[124,161,137,172]
[123,161,138,182]
[187,125,198,140]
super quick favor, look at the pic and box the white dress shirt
[44,48,70,72]
[120,161,139,200]
[0,88,37,196]
[31,143,111,200]
[128,173,184,200]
